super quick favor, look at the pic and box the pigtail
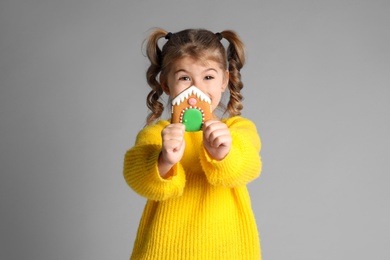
[220,30,246,117]
[145,28,168,126]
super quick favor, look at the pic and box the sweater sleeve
[123,121,186,201]
[199,117,262,188]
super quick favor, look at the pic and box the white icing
[172,86,211,106]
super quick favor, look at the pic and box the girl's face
[164,57,229,114]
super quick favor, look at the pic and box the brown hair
[144,28,246,125]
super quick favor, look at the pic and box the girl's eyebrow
[174,68,218,75]
[174,69,188,75]
[203,68,218,73]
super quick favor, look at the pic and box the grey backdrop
[1,0,389,259]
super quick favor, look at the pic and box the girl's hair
[144,28,246,125]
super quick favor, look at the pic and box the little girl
[124,28,262,259]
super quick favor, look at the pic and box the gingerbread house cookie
[171,86,212,132]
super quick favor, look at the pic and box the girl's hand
[158,123,186,177]
[202,120,232,160]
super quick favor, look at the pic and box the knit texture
[124,116,262,259]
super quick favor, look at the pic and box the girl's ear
[161,83,170,95]
[221,70,229,92]
[160,76,170,95]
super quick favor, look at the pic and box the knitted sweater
[124,116,262,260]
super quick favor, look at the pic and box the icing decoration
[172,86,211,106]
[188,97,197,106]
[180,106,205,132]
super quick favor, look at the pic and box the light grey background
[1,0,389,259]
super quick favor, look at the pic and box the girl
[124,28,262,259]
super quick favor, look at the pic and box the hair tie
[165,32,172,40]
[215,32,223,41]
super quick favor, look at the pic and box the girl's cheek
[178,82,192,90]
[170,85,187,97]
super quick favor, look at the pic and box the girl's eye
[179,76,191,81]
[205,75,215,80]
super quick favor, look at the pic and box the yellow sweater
[124,116,262,259]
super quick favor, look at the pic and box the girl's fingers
[203,120,231,147]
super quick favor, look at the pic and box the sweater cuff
[124,146,186,201]
[199,132,261,187]
[200,141,237,169]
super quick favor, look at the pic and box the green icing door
[182,108,203,132]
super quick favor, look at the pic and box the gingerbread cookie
[171,86,212,132]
